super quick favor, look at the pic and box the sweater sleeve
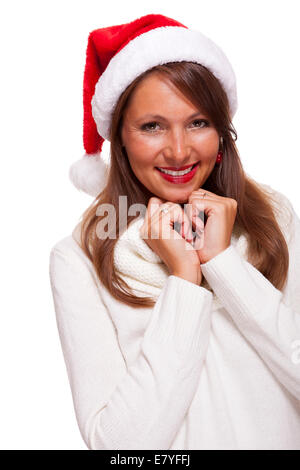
[49,242,213,450]
[200,203,300,402]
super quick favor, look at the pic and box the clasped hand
[184,189,238,264]
[140,189,238,267]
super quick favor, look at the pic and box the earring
[215,151,223,165]
[216,151,223,165]
[215,137,224,165]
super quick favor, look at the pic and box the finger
[145,201,175,240]
[159,203,182,239]
[170,205,194,242]
[184,203,193,235]
[192,189,218,198]
[172,207,189,239]
[148,197,164,217]
[142,197,164,237]
[181,208,194,241]
[154,203,186,241]
[185,201,205,236]
[150,202,193,242]
[193,231,205,250]
[189,189,225,204]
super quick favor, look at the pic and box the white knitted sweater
[49,183,300,450]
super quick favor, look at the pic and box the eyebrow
[136,111,206,122]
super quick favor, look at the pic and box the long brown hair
[78,61,289,308]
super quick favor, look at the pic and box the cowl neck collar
[113,215,247,308]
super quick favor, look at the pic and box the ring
[200,192,206,199]
[160,206,170,214]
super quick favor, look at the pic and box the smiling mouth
[155,162,199,176]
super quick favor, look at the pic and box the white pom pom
[69,152,109,197]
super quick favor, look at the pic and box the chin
[164,193,191,205]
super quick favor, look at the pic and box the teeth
[157,164,195,176]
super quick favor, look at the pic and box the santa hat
[69,13,238,197]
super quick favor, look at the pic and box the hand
[185,189,238,264]
[139,197,202,285]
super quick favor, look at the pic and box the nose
[162,127,192,167]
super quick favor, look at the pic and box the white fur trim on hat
[69,152,109,198]
[91,26,238,141]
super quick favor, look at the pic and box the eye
[191,119,209,128]
[140,119,209,132]
[141,121,161,132]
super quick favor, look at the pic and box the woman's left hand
[184,189,238,264]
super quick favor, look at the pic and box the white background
[0,0,299,450]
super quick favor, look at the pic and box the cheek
[193,132,219,159]
[127,136,160,167]
[199,153,217,166]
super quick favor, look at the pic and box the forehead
[125,72,199,115]
[132,72,181,98]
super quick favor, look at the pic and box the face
[121,72,220,204]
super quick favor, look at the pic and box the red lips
[156,163,196,171]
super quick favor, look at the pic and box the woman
[49,14,300,450]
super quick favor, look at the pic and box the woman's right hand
[139,197,202,285]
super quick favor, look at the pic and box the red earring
[216,151,223,165]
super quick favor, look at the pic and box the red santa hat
[69,13,238,197]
